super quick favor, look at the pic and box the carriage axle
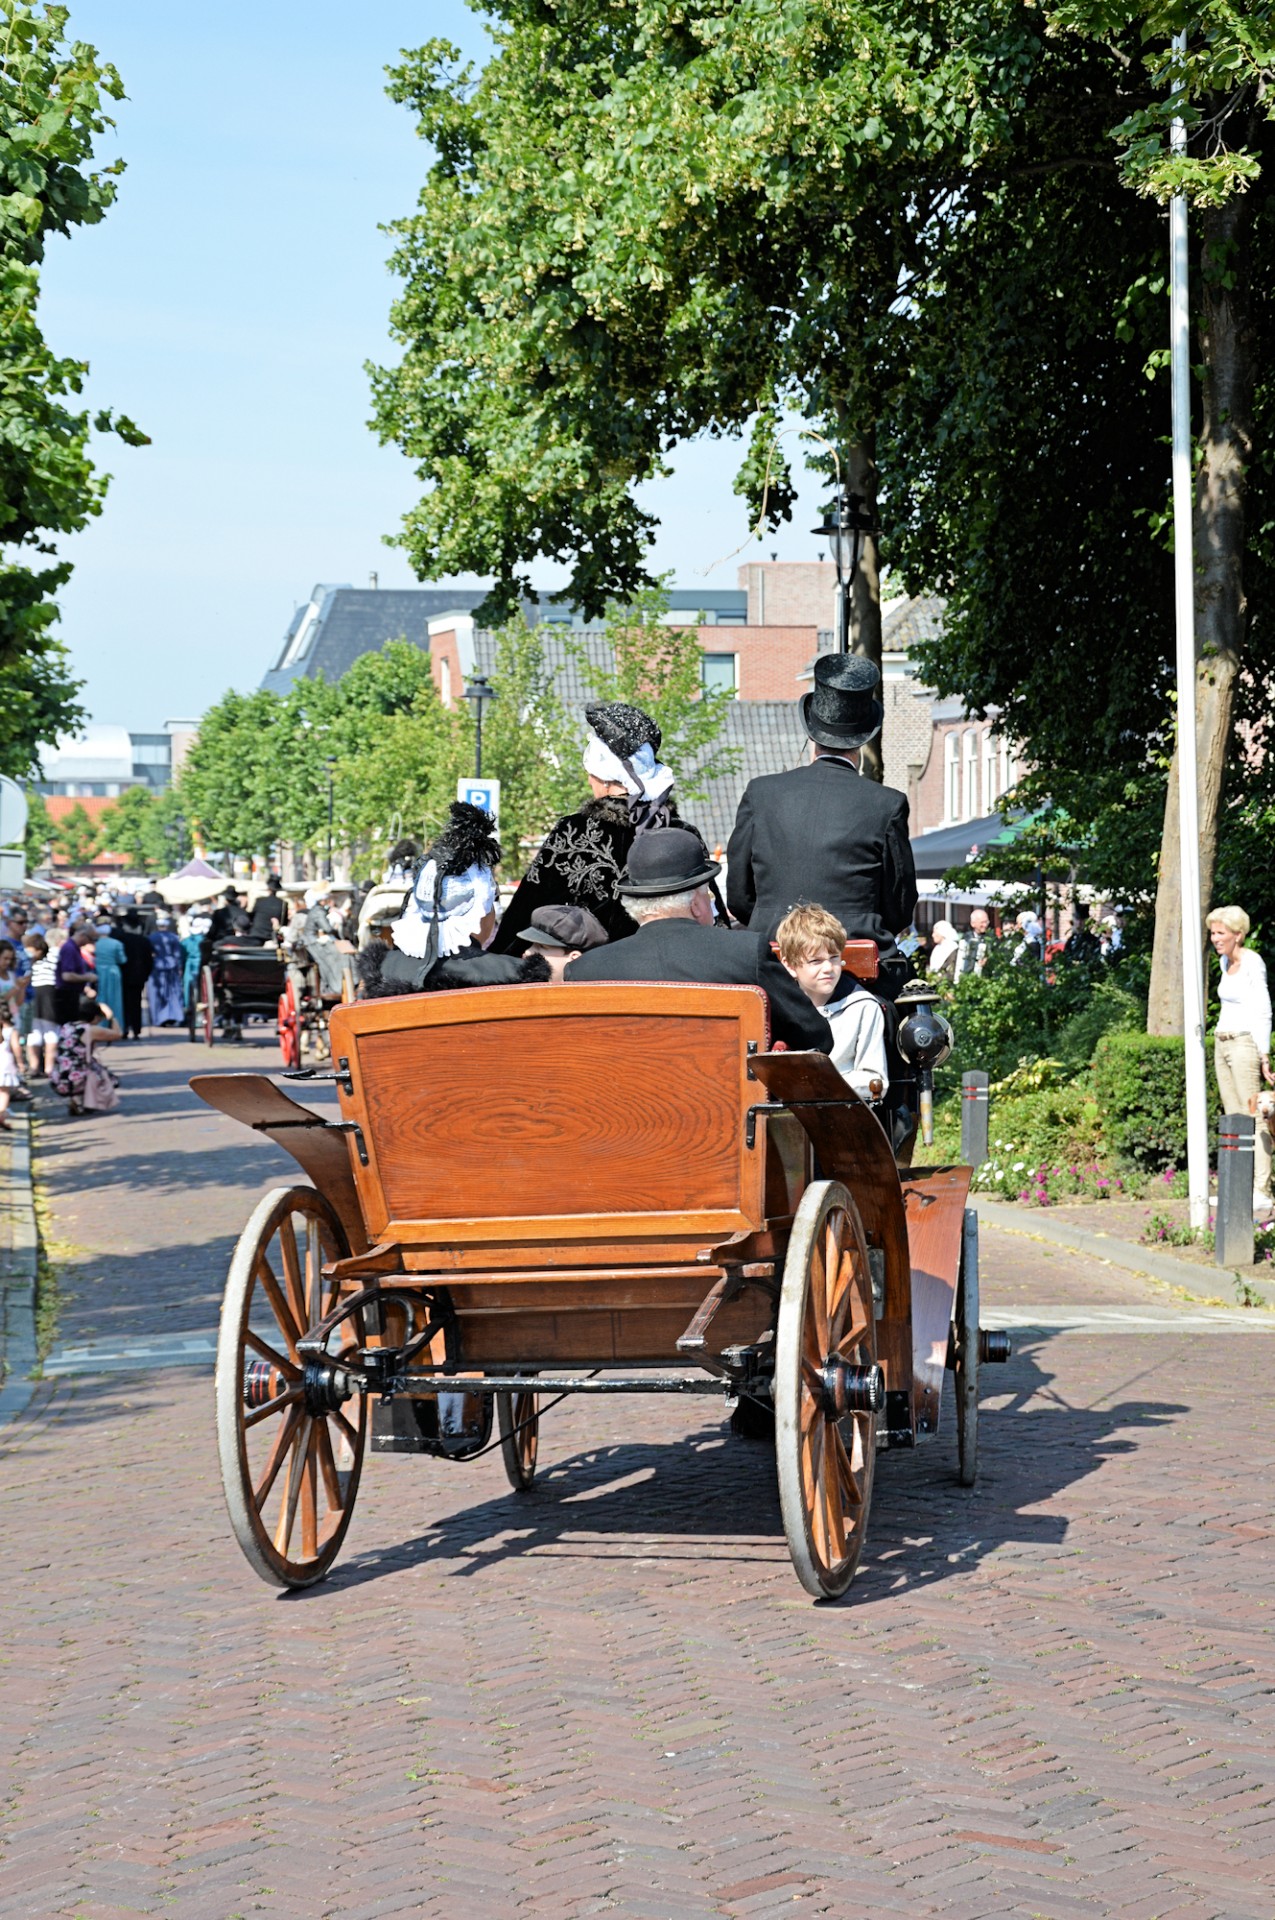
[305,1361,744,1401]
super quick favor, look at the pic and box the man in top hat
[208,884,250,945]
[725,655,917,986]
[565,829,832,1053]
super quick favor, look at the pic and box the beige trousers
[1215,1031,1273,1203]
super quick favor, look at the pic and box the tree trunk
[847,435,884,784]
[1146,172,1253,1036]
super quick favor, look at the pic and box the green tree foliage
[52,797,98,867]
[177,688,289,861]
[368,4,1044,626]
[326,640,465,857]
[571,587,740,804]
[97,781,154,869]
[882,92,1172,804]
[470,621,582,874]
[96,780,191,872]
[0,4,147,775]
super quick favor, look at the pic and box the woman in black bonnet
[492,700,720,951]
[359,802,550,997]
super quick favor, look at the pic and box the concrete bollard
[1216,1112,1255,1269]
[961,1071,989,1170]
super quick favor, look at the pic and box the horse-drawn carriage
[189,942,289,1049]
[188,938,345,1066]
[196,978,1008,1600]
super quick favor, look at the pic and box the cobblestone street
[2,1034,1274,1919]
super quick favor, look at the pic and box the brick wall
[737,561,839,630]
[429,626,463,708]
[882,679,937,806]
[913,716,1019,836]
[698,625,817,702]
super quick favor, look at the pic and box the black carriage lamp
[463,674,498,780]
[813,490,877,654]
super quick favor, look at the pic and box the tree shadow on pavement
[318,1338,1187,1601]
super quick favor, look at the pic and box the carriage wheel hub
[302,1360,355,1414]
[817,1359,885,1419]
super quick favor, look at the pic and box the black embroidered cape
[492,796,718,953]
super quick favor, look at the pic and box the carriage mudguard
[189,1072,369,1253]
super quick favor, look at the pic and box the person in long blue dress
[92,923,127,1030]
[180,915,207,1016]
[147,914,185,1025]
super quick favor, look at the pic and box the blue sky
[43,1,828,731]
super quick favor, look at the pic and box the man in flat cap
[726,654,917,993]
[519,904,609,982]
[566,829,832,1053]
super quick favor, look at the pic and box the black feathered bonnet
[585,702,662,760]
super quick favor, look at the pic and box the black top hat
[800,654,884,750]
[619,827,721,897]
[585,701,662,760]
[520,904,609,952]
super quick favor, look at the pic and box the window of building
[280,604,318,669]
[701,652,738,697]
[962,729,979,821]
[944,733,960,822]
[439,656,452,706]
[714,611,747,626]
[983,732,1000,812]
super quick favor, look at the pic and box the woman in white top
[1208,904,1273,1214]
[927,919,960,980]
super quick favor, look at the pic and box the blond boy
[776,905,888,1102]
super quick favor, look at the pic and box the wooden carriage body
[197,982,992,1600]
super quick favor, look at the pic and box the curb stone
[973,1192,1275,1308]
[0,1107,40,1424]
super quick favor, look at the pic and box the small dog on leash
[1251,1089,1275,1124]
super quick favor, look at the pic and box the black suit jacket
[726,755,918,954]
[564,917,832,1053]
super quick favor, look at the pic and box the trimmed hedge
[1091,1031,1186,1170]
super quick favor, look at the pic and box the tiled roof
[681,702,809,851]
[882,593,946,653]
[472,629,805,852]
[471,628,614,713]
[263,587,492,694]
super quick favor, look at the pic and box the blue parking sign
[457,777,501,831]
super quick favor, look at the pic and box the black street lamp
[463,675,498,779]
[813,489,877,654]
[324,757,337,880]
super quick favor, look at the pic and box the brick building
[260,563,1002,849]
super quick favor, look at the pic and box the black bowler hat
[619,827,721,897]
[521,904,609,951]
[800,653,884,750]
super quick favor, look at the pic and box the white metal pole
[1170,30,1210,1231]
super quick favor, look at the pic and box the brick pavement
[2,1035,1274,1917]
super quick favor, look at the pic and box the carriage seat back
[327,982,771,1250]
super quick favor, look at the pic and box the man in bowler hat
[565,829,832,1053]
[726,655,917,983]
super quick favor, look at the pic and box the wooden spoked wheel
[497,1387,539,1491]
[775,1180,879,1601]
[215,1186,366,1588]
[277,980,301,1068]
[954,1207,980,1488]
[201,965,216,1047]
